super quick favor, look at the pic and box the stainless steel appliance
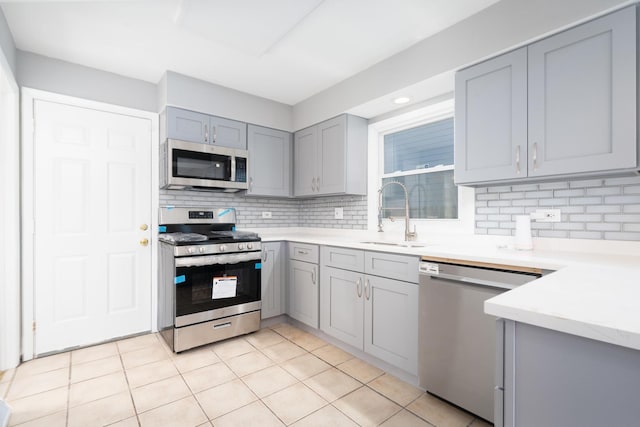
[160,139,248,191]
[418,259,543,423]
[158,207,261,352]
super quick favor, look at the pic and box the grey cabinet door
[528,7,636,177]
[454,48,528,184]
[166,107,210,144]
[294,126,318,196]
[209,116,247,149]
[504,321,640,427]
[320,266,364,349]
[247,125,292,197]
[261,242,285,319]
[317,115,346,194]
[288,259,318,328]
[364,275,418,375]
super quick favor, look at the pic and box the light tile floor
[0,323,492,427]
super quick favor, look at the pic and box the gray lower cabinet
[287,243,319,328]
[364,275,418,374]
[293,114,367,197]
[261,242,285,319]
[455,6,637,185]
[320,246,419,374]
[247,125,292,197]
[164,106,247,149]
[320,266,364,349]
[499,320,640,427]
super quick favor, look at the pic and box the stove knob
[219,245,226,252]
[188,247,196,254]
[238,243,245,250]
[247,243,253,250]
[199,247,206,253]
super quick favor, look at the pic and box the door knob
[139,238,149,246]
[140,224,148,231]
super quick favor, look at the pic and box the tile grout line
[117,342,142,427]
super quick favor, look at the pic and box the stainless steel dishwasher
[418,259,542,423]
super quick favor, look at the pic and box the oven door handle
[175,251,262,268]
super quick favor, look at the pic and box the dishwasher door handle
[429,272,519,291]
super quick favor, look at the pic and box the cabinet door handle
[262,250,267,262]
[204,124,209,143]
[516,145,521,174]
[356,277,362,297]
[311,177,316,192]
[311,269,316,285]
[364,279,371,300]
[533,142,538,171]
[297,249,309,255]
[249,177,253,191]
[212,125,217,143]
[316,176,320,191]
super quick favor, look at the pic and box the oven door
[174,252,261,327]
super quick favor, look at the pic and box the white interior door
[33,99,152,355]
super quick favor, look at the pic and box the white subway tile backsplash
[476,175,640,241]
[159,190,368,230]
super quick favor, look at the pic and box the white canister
[514,215,533,251]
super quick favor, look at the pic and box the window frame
[367,98,475,236]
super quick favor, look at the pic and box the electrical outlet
[334,207,344,220]
[532,209,561,222]
[261,211,272,219]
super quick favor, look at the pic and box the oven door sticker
[212,276,237,299]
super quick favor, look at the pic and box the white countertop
[247,227,640,351]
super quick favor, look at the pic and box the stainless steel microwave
[161,139,248,191]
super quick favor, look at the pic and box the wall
[292,0,631,129]
[161,71,293,131]
[159,190,368,230]
[17,51,157,112]
[475,176,640,240]
[0,7,15,77]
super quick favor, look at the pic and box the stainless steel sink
[360,241,425,248]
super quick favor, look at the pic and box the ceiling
[1,0,500,106]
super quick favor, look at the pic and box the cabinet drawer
[365,251,419,283]
[321,246,364,272]
[288,242,319,263]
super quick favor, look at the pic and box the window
[380,117,457,219]
[367,98,474,235]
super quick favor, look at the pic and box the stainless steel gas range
[158,207,261,352]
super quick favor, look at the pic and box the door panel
[293,126,317,196]
[320,266,364,349]
[317,116,346,194]
[33,99,152,355]
[528,7,636,177]
[454,48,527,184]
[247,125,291,197]
[288,259,318,328]
[364,276,418,375]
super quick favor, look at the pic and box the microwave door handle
[231,156,236,182]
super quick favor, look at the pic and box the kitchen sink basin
[360,241,425,248]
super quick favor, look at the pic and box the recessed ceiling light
[393,96,411,105]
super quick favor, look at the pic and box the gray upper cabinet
[247,125,292,197]
[454,48,528,184]
[166,107,210,144]
[209,116,247,149]
[164,106,247,149]
[294,114,367,197]
[527,7,636,177]
[455,6,637,185]
[293,126,317,197]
